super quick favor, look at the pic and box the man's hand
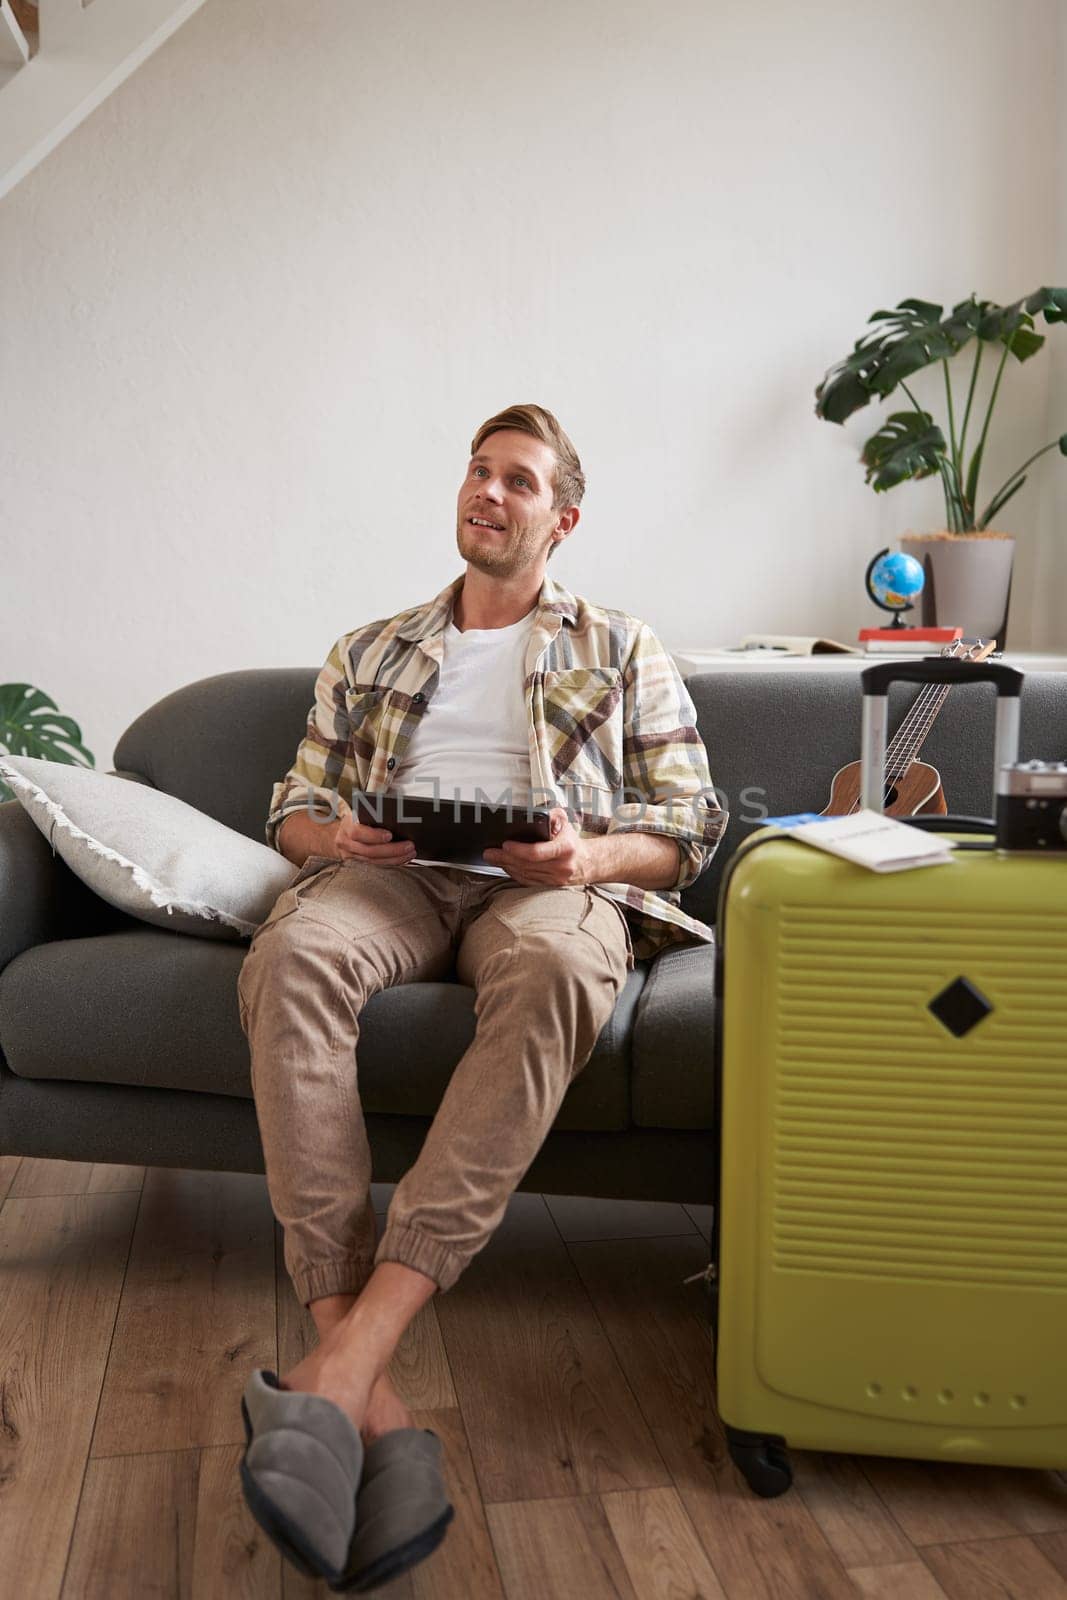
[482,806,591,887]
[280,811,418,868]
[334,814,419,866]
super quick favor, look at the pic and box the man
[237,404,725,1589]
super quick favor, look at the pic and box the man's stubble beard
[456,520,552,578]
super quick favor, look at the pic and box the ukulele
[820,638,997,818]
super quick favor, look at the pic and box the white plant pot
[900,531,1016,647]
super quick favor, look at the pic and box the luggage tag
[762,812,829,827]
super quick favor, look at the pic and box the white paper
[776,810,956,873]
[410,857,509,877]
[862,640,954,655]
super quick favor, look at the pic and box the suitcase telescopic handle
[859,660,1025,815]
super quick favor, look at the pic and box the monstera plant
[814,286,1067,641]
[815,287,1067,529]
[0,684,95,804]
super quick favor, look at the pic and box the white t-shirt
[391,609,537,817]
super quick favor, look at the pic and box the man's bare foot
[281,1264,435,1438]
[278,1354,412,1443]
[361,1372,415,1446]
[278,1333,376,1435]
[278,1320,414,1442]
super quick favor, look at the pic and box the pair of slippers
[239,1368,454,1592]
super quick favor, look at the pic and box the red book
[858,626,962,643]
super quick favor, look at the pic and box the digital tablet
[350,792,554,867]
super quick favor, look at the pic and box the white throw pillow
[0,755,297,940]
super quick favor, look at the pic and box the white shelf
[673,650,1067,675]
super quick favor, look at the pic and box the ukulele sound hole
[884,785,900,808]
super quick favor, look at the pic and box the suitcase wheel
[725,1426,793,1497]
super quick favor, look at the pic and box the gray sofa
[1,667,1064,1208]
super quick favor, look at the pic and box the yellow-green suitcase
[712,659,1067,1496]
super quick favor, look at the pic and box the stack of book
[858,626,962,655]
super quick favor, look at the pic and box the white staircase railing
[0,0,208,204]
[0,2,31,79]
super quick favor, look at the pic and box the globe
[869,550,924,609]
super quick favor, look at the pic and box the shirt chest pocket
[540,668,624,794]
[344,686,390,784]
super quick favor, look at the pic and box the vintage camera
[996,760,1067,851]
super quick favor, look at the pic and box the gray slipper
[327,1426,454,1593]
[240,1369,365,1583]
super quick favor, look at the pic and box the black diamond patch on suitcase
[928,976,994,1037]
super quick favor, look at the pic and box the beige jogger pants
[237,854,634,1307]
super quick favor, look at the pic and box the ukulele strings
[847,683,941,813]
[886,682,947,780]
[845,646,983,815]
[846,681,945,815]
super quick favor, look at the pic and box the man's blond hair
[469,404,585,561]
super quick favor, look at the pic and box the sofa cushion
[0,930,648,1133]
[630,941,716,1130]
[0,755,296,940]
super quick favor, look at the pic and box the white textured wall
[1035,6,1067,652]
[1,0,1063,771]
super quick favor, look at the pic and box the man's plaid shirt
[267,573,726,961]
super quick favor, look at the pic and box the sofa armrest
[0,799,63,973]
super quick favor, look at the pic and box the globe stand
[865,547,918,629]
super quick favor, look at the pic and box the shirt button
[387,757,396,770]
[413,692,424,704]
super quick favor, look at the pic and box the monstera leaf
[814,292,1062,426]
[1024,285,1067,325]
[0,684,95,804]
[816,298,970,425]
[860,410,948,490]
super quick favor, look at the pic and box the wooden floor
[1,1159,1065,1599]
